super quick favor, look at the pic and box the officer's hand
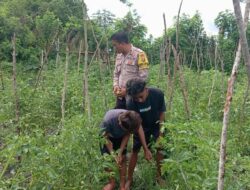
[113,86,121,96]
[113,86,119,93]
[118,87,126,97]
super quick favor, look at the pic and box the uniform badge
[138,52,149,69]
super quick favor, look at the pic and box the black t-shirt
[100,109,127,139]
[126,88,166,130]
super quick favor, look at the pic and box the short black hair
[119,111,141,133]
[126,78,146,96]
[110,31,129,44]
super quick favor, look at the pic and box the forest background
[0,0,249,189]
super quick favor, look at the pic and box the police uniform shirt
[113,45,149,88]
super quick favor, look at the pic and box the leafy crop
[0,63,249,189]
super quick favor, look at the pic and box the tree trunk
[44,30,59,70]
[208,45,219,109]
[158,13,168,84]
[175,0,183,53]
[218,53,225,94]
[38,31,59,84]
[0,61,4,90]
[168,47,178,113]
[172,46,191,119]
[158,43,165,82]
[233,0,250,80]
[239,0,250,123]
[196,47,200,73]
[43,50,49,72]
[240,82,250,123]
[61,45,70,126]
[98,50,108,111]
[77,40,83,73]
[217,1,250,190]
[82,0,91,120]
[106,40,111,75]
[34,50,44,90]
[55,38,60,68]
[11,33,20,133]
[88,20,108,111]
[168,0,183,114]
[166,38,172,101]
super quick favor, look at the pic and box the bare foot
[103,181,116,190]
[125,180,132,190]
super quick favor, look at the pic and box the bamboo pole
[34,50,44,90]
[55,38,60,68]
[172,46,191,119]
[217,1,250,189]
[170,0,190,119]
[175,0,183,53]
[61,45,69,126]
[208,45,218,109]
[11,33,20,133]
[77,40,83,73]
[158,43,165,82]
[166,37,172,100]
[0,61,4,90]
[106,40,111,75]
[35,31,59,89]
[88,20,108,111]
[82,0,91,120]
[168,0,183,113]
[240,82,250,123]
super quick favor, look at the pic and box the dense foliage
[1,61,250,189]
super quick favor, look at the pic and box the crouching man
[100,109,152,190]
[125,78,166,189]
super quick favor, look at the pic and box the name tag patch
[139,106,151,112]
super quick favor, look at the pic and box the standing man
[125,78,166,189]
[111,31,149,109]
[100,109,152,190]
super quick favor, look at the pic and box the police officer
[111,31,149,109]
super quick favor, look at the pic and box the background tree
[215,10,239,73]
[0,0,37,65]
[35,11,62,66]
[114,10,150,57]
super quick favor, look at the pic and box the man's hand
[113,86,120,95]
[118,87,126,97]
[113,86,126,97]
[144,148,152,161]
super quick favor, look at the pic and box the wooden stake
[11,33,20,133]
[0,61,4,90]
[77,40,83,73]
[218,1,250,189]
[82,0,91,120]
[61,45,69,126]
